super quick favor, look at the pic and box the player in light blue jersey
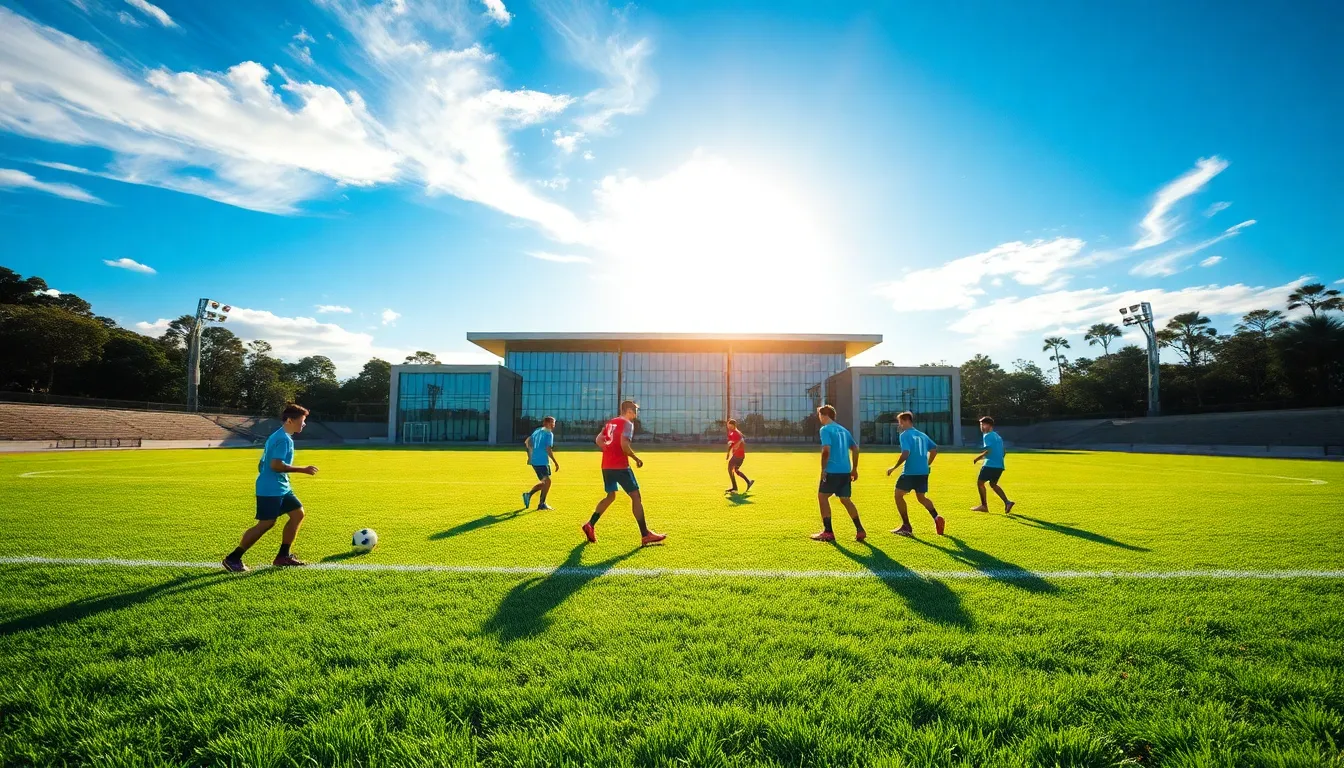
[885,411,945,537]
[523,416,559,510]
[811,404,866,542]
[223,403,318,572]
[971,416,1014,513]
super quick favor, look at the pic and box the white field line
[2,556,1342,581]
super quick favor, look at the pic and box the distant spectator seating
[1005,408,1344,449]
[0,403,236,442]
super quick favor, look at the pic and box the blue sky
[2,0,1340,375]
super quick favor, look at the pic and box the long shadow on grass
[911,536,1058,594]
[482,543,640,641]
[833,542,973,629]
[1011,514,1150,552]
[0,570,246,636]
[724,493,754,506]
[430,508,531,540]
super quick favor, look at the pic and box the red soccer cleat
[935,515,946,536]
[810,531,836,542]
[582,522,597,543]
[272,554,306,567]
[891,527,914,538]
[641,531,667,547]
[855,529,867,542]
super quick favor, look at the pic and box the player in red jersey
[582,400,666,547]
[724,418,754,494]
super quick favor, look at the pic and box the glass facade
[621,352,726,441]
[859,374,954,446]
[506,351,619,442]
[397,372,491,442]
[730,353,845,442]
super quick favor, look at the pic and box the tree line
[0,266,443,419]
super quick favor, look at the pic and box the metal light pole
[186,298,232,411]
[1119,301,1160,418]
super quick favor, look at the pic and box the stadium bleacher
[0,403,238,442]
[1003,407,1344,453]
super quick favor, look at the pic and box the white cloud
[1130,219,1255,277]
[527,250,591,263]
[1133,156,1228,250]
[315,304,353,313]
[294,28,315,43]
[116,10,143,27]
[1205,201,1231,217]
[875,237,1088,312]
[481,0,511,26]
[538,175,569,191]
[949,277,1307,343]
[537,0,654,134]
[124,0,177,28]
[1199,255,1222,268]
[104,257,155,273]
[380,308,401,325]
[0,167,104,204]
[582,150,594,160]
[552,129,585,153]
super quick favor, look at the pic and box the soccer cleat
[222,557,247,573]
[935,516,946,536]
[970,505,988,512]
[855,529,867,542]
[725,488,738,494]
[522,492,532,509]
[272,554,306,567]
[1004,501,1016,514]
[891,527,914,538]
[810,531,836,542]
[641,531,667,547]
[746,479,755,492]
[581,522,597,543]
[538,504,554,511]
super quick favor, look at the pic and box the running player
[971,416,1014,513]
[523,416,559,510]
[812,404,866,542]
[885,411,945,537]
[223,403,318,571]
[724,418,754,494]
[582,400,666,546]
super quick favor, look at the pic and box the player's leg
[538,475,553,509]
[583,490,615,542]
[892,487,914,536]
[525,466,547,508]
[274,495,307,565]
[972,476,989,512]
[226,497,282,570]
[624,474,664,545]
[734,457,752,489]
[839,496,865,541]
[725,459,738,494]
[812,492,836,541]
[991,478,1012,512]
[915,487,945,536]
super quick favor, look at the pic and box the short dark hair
[619,400,639,415]
[542,416,556,426]
[979,416,995,426]
[727,418,738,428]
[817,404,837,420]
[897,411,914,424]
[281,404,309,422]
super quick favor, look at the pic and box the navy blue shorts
[818,472,852,498]
[729,455,746,471]
[256,492,302,520]
[895,474,929,494]
[602,468,639,494]
[532,464,551,480]
[977,466,1005,483]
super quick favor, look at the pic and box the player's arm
[849,443,859,481]
[820,445,830,477]
[973,449,988,463]
[548,445,559,471]
[595,430,607,448]
[726,437,740,460]
[928,447,938,466]
[886,450,908,476]
[620,434,643,468]
[524,436,533,461]
[269,458,317,475]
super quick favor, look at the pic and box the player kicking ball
[223,404,318,572]
[971,416,1014,513]
[523,416,559,510]
[582,400,666,547]
[724,418,754,494]
[812,404,866,542]
[885,411,945,537]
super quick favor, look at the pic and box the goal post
[402,422,430,444]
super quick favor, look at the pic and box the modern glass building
[826,366,962,448]
[387,334,962,446]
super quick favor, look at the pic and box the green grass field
[2,447,1343,767]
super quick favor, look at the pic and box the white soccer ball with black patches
[351,528,378,553]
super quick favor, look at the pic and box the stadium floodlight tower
[1118,301,1160,417]
[186,298,232,412]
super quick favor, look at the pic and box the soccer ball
[351,528,378,553]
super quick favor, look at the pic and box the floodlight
[1119,307,1129,315]
[222,305,231,313]
[1129,304,1142,313]
[210,301,219,309]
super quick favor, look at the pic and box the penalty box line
[2,556,1344,581]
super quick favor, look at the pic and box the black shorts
[818,472,852,498]
[532,464,551,480]
[977,466,1005,483]
[256,492,302,520]
[602,468,639,494]
[895,474,929,494]
[728,455,746,471]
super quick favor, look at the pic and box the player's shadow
[430,508,531,540]
[321,550,371,562]
[833,542,973,629]
[0,570,245,636]
[912,536,1058,594]
[1011,514,1150,552]
[482,543,639,641]
[724,493,754,505]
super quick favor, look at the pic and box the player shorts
[256,492,302,520]
[818,472,852,498]
[602,468,639,494]
[532,464,551,480]
[728,455,746,471]
[977,466,1005,483]
[895,474,929,494]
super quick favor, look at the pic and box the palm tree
[1083,323,1123,356]
[1286,282,1344,318]
[1157,311,1218,406]
[1235,309,1287,338]
[1275,315,1344,404]
[1042,336,1070,384]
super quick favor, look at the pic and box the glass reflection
[621,352,726,441]
[506,351,619,441]
[859,374,953,445]
[397,372,491,441]
[730,353,844,442]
